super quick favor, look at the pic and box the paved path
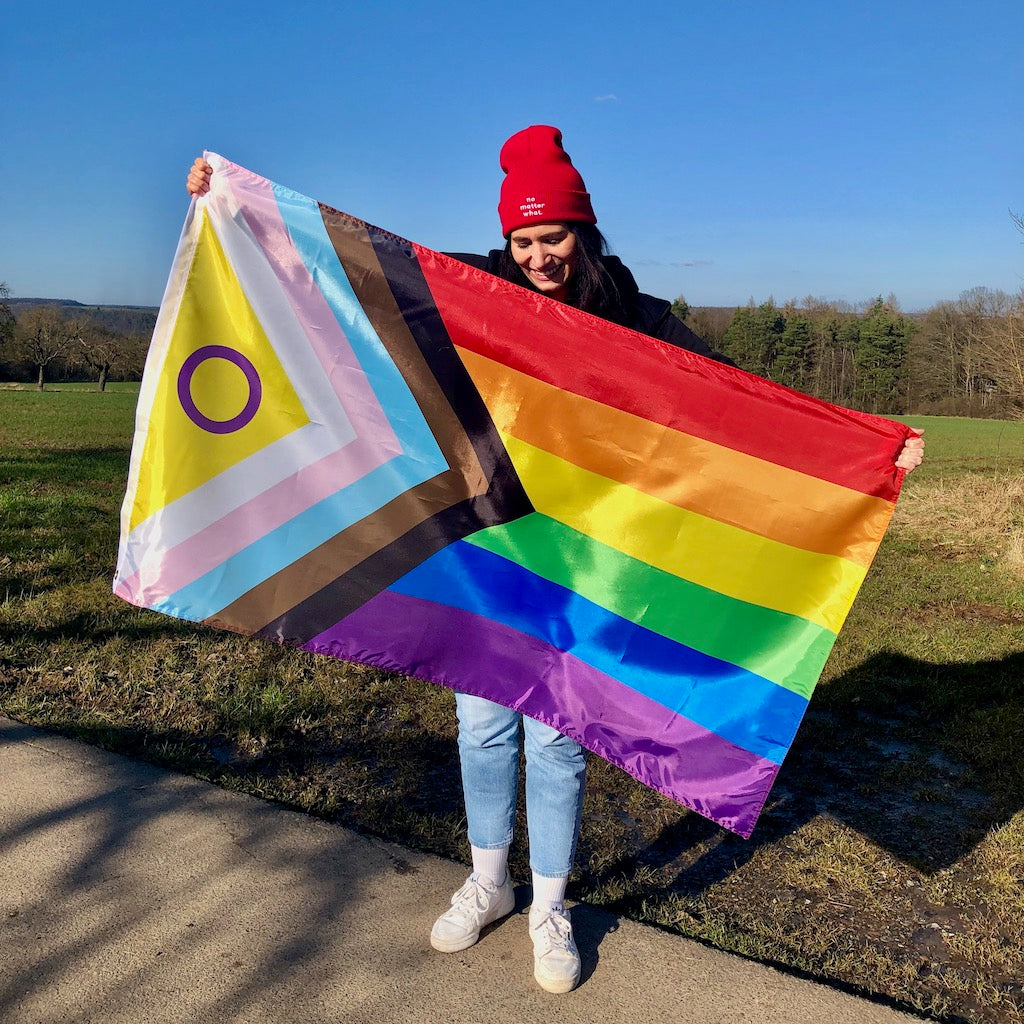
[0,717,924,1023]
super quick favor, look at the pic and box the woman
[186,128,924,995]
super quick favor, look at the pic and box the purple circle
[177,345,262,434]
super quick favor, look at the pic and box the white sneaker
[529,906,581,994]
[430,873,516,953]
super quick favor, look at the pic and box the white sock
[531,871,568,915]
[471,844,509,887]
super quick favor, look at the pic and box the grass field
[1,386,1023,1023]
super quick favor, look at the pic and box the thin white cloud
[594,94,619,103]
[632,257,713,268]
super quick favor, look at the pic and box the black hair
[498,223,630,325]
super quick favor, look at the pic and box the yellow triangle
[130,215,310,531]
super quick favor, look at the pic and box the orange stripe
[458,347,894,567]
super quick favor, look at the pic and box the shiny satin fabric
[116,154,913,837]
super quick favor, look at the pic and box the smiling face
[508,223,578,300]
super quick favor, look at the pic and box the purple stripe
[305,590,779,838]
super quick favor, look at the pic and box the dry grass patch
[893,473,1024,578]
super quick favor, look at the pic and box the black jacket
[447,250,733,366]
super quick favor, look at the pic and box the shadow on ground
[581,648,1024,892]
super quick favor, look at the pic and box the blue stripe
[388,540,807,763]
[156,456,445,618]
[271,183,443,455]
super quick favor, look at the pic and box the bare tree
[13,307,76,390]
[74,321,133,391]
[972,212,1024,415]
[973,290,1024,418]
[0,281,15,358]
[908,301,964,412]
[688,306,734,354]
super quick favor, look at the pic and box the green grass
[0,384,140,448]
[2,391,1023,1023]
[898,415,1024,479]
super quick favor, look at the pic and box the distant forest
[2,283,1022,419]
[679,287,1024,419]
[0,294,157,392]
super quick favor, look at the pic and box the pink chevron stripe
[237,170,395,442]
[113,431,402,606]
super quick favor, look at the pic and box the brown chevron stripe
[209,208,530,639]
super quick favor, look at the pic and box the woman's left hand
[895,432,925,473]
[186,156,213,197]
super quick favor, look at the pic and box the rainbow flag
[115,153,912,837]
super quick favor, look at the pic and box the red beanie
[497,125,596,236]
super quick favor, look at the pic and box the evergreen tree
[774,314,813,391]
[752,300,785,379]
[721,300,784,378]
[721,303,755,368]
[854,298,913,413]
[670,295,690,323]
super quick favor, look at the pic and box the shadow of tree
[0,717,477,1023]
[578,648,1024,897]
[0,716,650,1020]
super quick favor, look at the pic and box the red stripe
[416,245,909,502]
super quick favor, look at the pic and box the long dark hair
[498,223,630,324]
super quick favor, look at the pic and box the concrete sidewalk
[0,717,923,1024]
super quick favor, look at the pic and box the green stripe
[466,514,836,698]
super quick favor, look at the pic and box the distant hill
[8,298,159,336]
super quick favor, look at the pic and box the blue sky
[3,0,1022,311]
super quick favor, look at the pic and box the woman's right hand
[186,156,213,196]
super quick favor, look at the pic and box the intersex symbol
[177,345,262,434]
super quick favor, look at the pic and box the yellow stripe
[503,433,863,633]
[458,347,893,568]
[130,215,309,532]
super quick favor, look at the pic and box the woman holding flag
[186,127,924,995]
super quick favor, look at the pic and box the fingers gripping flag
[115,153,913,837]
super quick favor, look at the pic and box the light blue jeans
[455,691,586,879]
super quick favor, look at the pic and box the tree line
[678,287,1024,419]
[2,280,1022,418]
[0,285,153,391]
